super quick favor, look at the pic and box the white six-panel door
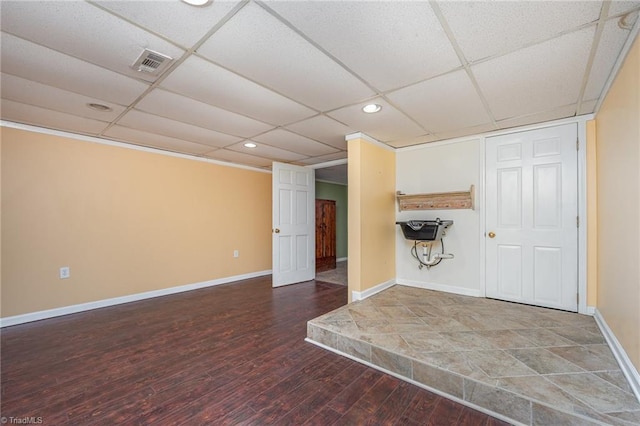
[272,162,315,287]
[485,124,578,311]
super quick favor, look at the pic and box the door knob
[273,228,280,234]
[488,231,496,238]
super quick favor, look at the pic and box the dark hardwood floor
[1,277,510,425]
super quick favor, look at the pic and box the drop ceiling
[1,0,639,185]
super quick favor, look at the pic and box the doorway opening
[313,162,348,286]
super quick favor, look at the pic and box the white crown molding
[308,158,348,169]
[0,120,271,174]
[345,132,394,151]
[397,114,595,153]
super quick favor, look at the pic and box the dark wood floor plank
[487,417,514,426]
[457,407,490,425]
[303,406,343,426]
[1,277,507,425]
[333,403,375,425]
[275,380,344,425]
[327,368,385,414]
[214,404,259,426]
[427,398,464,426]
[354,373,401,414]
[369,380,420,424]
[329,357,369,386]
[398,388,442,424]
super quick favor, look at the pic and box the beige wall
[1,127,272,318]
[0,135,2,301]
[348,136,396,301]
[596,36,640,370]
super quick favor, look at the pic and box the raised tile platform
[306,285,640,426]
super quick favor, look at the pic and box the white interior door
[272,162,315,287]
[485,124,578,311]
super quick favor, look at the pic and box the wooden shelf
[396,185,474,211]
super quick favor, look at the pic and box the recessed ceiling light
[362,103,382,114]
[181,0,212,6]
[86,103,112,112]
[244,142,257,148]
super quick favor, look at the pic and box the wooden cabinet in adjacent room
[315,199,336,272]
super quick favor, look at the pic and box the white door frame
[477,116,591,314]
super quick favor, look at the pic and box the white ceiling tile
[284,115,353,150]
[314,164,348,185]
[608,0,640,17]
[117,109,241,148]
[135,89,274,138]
[387,134,438,149]
[439,1,602,62]
[197,2,375,111]
[327,98,426,142]
[387,69,492,133]
[432,123,498,141]
[496,104,578,130]
[264,1,460,92]
[473,27,594,120]
[2,1,638,170]
[203,149,274,168]
[226,141,307,162]
[0,1,184,83]
[298,158,325,165]
[1,73,126,121]
[94,0,241,48]
[299,151,348,165]
[584,19,631,101]
[161,56,316,125]
[578,99,598,115]
[1,99,109,135]
[0,33,149,104]
[104,125,216,155]
[253,129,338,157]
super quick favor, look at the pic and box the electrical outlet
[233,250,239,258]
[59,267,70,279]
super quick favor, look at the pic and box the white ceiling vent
[131,49,173,75]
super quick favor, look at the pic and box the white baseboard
[337,257,348,263]
[594,309,640,403]
[351,279,395,302]
[0,270,272,328]
[586,306,596,316]
[396,278,482,298]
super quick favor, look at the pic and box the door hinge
[576,216,580,228]
[576,137,579,151]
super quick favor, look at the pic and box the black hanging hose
[410,239,445,268]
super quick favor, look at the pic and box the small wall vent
[131,49,173,75]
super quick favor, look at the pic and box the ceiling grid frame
[1,0,638,182]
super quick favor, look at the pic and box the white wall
[396,139,482,296]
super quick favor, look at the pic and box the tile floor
[315,260,348,286]
[307,285,640,426]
